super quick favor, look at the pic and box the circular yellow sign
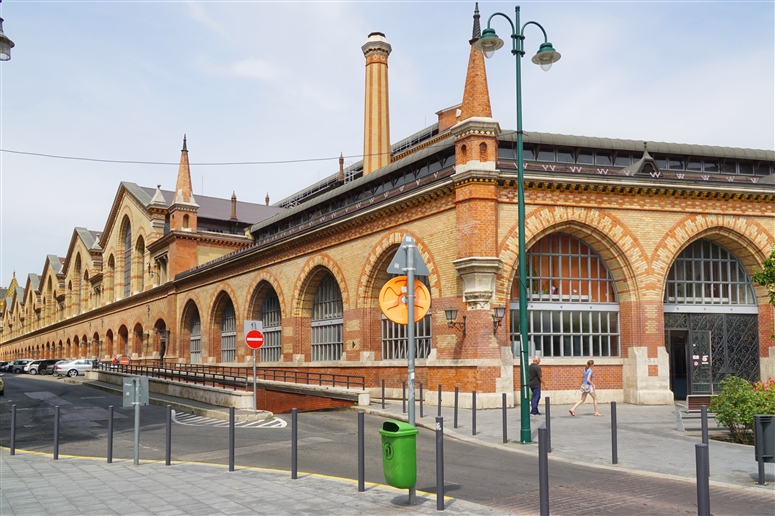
[379,276,431,325]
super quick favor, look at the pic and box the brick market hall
[2,9,773,409]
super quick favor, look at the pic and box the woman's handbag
[580,384,591,393]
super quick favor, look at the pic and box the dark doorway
[667,330,688,400]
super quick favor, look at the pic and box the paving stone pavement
[1,451,510,516]
[362,399,775,491]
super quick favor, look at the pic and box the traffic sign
[245,329,265,349]
[379,275,431,324]
[387,233,429,276]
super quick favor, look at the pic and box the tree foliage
[752,245,775,307]
[710,376,775,444]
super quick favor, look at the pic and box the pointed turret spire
[459,6,492,121]
[338,152,345,181]
[470,2,481,44]
[230,192,238,221]
[265,192,270,206]
[174,135,196,206]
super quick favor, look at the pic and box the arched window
[261,292,282,363]
[510,233,620,357]
[136,237,145,292]
[123,220,132,298]
[311,273,343,361]
[74,255,82,315]
[190,309,201,364]
[664,240,756,306]
[106,255,115,303]
[382,276,432,360]
[221,299,237,363]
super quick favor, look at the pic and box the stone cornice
[449,117,501,140]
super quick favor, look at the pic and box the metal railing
[98,362,365,391]
[98,363,248,391]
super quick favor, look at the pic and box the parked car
[0,361,8,372]
[9,359,33,374]
[27,359,60,375]
[54,359,98,378]
[45,360,67,375]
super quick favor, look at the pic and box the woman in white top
[570,359,603,417]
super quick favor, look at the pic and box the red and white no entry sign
[245,329,265,349]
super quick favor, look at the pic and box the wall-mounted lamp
[492,305,507,335]
[147,262,155,278]
[444,308,466,337]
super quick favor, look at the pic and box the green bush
[709,376,775,444]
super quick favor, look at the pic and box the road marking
[171,410,287,429]
[25,392,72,406]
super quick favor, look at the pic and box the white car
[54,359,98,378]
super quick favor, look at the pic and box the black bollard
[472,390,477,436]
[420,383,424,418]
[381,379,385,410]
[165,405,172,466]
[454,387,459,429]
[358,411,365,492]
[701,404,711,476]
[438,384,442,417]
[107,405,114,463]
[228,406,235,472]
[695,443,710,516]
[502,393,508,443]
[402,381,406,414]
[54,406,60,460]
[545,397,552,453]
[538,425,549,516]
[291,408,298,479]
[436,416,445,511]
[611,401,618,465]
[10,404,16,456]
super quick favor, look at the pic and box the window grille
[123,224,132,298]
[511,234,620,357]
[221,299,236,363]
[311,274,343,361]
[381,276,432,360]
[137,240,144,292]
[261,292,282,363]
[664,240,756,306]
[190,310,201,364]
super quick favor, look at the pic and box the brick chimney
[361,32,392,176]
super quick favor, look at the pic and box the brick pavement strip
[480,474,775,516]
[1,451,511,515]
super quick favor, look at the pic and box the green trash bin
[379,420,418,489]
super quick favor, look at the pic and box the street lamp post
[0,0,16,61]
[473,5,560,444]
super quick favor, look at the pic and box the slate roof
[47,255,64,275]
[136,186,286,224]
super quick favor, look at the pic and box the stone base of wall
[761,346,775,381]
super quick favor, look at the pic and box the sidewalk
[361,398,775,492]
[1,451,509,516]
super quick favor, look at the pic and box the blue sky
[1,1,773,286]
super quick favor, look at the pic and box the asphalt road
[2,374,773,515]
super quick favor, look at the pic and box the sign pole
[253,348,257,414]
[405,241,416,507]
[133,378,140,465]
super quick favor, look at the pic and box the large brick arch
[651,214,774,293]
[357,231,442,309]
[244,271,287,321]
[499,206,647,303]
[292,254,349,317]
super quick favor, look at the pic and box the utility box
[379,420,418,489]
[122,377,149,408]
[754,414,774,463]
